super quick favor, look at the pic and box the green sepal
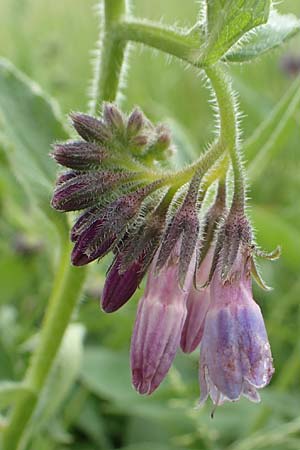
[251,257,272,291]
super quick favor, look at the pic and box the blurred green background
[0,1,300,449]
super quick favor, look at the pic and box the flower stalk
[205,65,246,210]
[2,241,86,450]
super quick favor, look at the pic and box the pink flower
[131,245,195,395]
[180,247,214,353]
[199,247,274,406]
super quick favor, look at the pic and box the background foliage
[0,0,300,449]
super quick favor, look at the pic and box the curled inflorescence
[51,103,279,408]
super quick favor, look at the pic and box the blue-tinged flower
[199,245,274,406]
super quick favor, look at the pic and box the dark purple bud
[52,141,108,170]
[103,103,124,132]
[127,108,144,137]
[71,218,116,266]
[70,112,112,143]
[56,171,78,185]
[101,253,146,313]
[70,182,161,266]
[70,207,100,243]
[51,171,132,212]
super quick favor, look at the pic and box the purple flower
[131,244,195,395]
[199,247,274,406]
[101,253,146,313]
[180,247,214,353]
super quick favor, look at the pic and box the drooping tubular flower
[131,242,196,394]
[50,103,279,407]
[198,207,278,407]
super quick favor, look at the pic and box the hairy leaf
[0,58,69,233]
[226,10,300,62]
[203,0,270,63]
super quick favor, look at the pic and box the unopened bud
[51,171,132,212]
[101,253,146,313]
[70,207,100,242]
[103,103,125,132]
[52,141,108,170]
[71,217,116,266]
[127,108,144,137]
[70,113,112,143]
[56,171,77,185]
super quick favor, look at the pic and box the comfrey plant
[2,1,300,449]
[51,1,294,405]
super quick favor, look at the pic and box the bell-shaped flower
[180,246,214,353]
[131,245,195,395]
[199,246,274,406]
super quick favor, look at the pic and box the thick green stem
[205,65,246,210]
[90,0,128,113]
[3,3,130,449]
[115,19,203,66]
[2,240,86,450]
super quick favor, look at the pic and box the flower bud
[103,103,125,132]
[101,252,146,313]
[70,207,100,243]
[70,182,162,266]
[51,171,132,212]
[71,217,116,266]
[52,141,108,170]
[56,171,77,185]
[143,125,172,162]
[70,112,112,143]
[127,108,144,137]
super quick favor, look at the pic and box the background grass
[0,1,300,449]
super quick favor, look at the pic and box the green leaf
[0,381,33,411]
[203,0,270,64]
[245,75,300,181]
[226,10,300,62]
[80,347,179,420]
[0,58,69,232]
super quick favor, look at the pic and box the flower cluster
[51,103,278,409]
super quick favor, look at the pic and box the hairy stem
[3,2,130,449]
[2,240,86,450]
[115,19,203,66]
[205,65,246,210]
[90,0,128,113]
